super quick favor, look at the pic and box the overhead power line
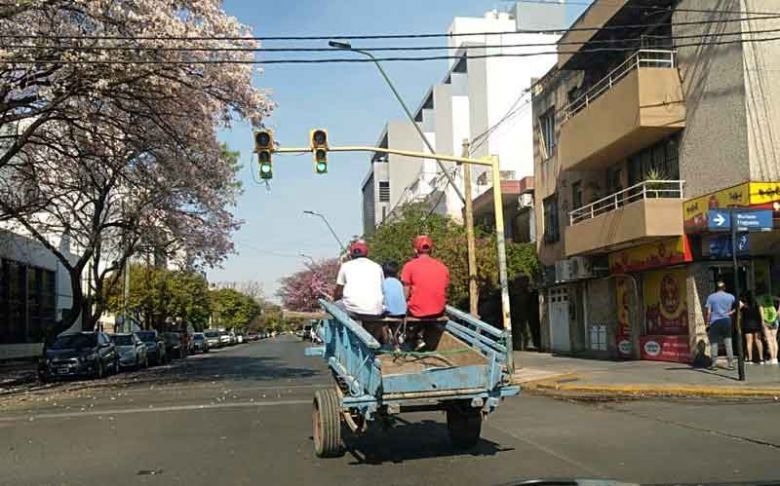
[1,13,779,42]
[8,25,780,53]
[5,32,780,65]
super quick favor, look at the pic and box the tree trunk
[50,269,84,343]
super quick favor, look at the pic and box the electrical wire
[1,12,778,41]
[7,32,780,64]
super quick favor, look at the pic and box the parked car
[228,331,236,345]
[204,330,221,349]
[236,333,244,344]
[191,332,209,353]
[135,330,168,365]
[219,330,231,346]
[42,331,119,381]
[247,332,258,342]
[110,333,148,370]
[163,332,186,359]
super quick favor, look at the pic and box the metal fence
[569,179,685,225]
[562,49,677,121]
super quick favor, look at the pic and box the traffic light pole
[274,144,515,373]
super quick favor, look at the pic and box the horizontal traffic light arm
[273,146,494,167]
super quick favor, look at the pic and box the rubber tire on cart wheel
[312,389,343,458]
[446,405,482,449]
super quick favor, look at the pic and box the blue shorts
[708,318,732,341]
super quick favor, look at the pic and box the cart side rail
[445,306,508,360]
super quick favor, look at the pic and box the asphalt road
[2,336,780,486]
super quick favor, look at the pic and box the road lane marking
[0,399,311,423]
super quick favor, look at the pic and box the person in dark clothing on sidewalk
[741,293,764,364]
[704,281,736,370]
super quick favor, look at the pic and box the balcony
[565,180,685,257]
[559,50,685,172]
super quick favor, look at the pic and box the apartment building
[533,0,780,363]
[362,3,564,234]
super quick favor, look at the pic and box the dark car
[247,332,258,342]
[42,331,119,381]
[135,330,168,365]
[164,332,186,359]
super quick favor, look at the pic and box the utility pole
[462,140,478,316]
[729,208,746,381]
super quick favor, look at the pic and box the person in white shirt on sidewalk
[333,240,384,318]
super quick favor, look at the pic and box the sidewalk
[512,351,780,399]
[0,360,39,392]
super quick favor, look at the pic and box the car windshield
[204,331,218,338]
[50,333,97,350]
[135,332,157,343]
[193,334,204,341]
[111,335,134,346]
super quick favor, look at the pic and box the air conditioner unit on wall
[569,256,593,280]
[555,257,594,283]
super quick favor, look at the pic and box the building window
[572,181,583,210]
[378,181,390,202]
[543,195,560,243]
[538,108,557,159]
[628,135,680,186]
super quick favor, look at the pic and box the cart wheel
[446,405,482,449]
[312,389,343,457]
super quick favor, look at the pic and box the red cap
[349,241,369,257]
[413,235,433,253]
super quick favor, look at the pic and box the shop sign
[617,336,633,358]
[643,268,688,335]
[608,237,692,274]
[616,278,632,337]
[639,335,691,363]
[684,182,780,232]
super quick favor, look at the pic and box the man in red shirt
[400,235,450,318]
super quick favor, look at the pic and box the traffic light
[310,129,328,174]
[254,129,274,179]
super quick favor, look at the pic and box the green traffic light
[315,149,327,174]
[316,161,327,174]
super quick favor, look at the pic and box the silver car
[111,333,148,370]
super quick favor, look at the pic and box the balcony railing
[569,180,685,225]
[562,49,677,122]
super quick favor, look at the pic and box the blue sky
[210,0,587,300]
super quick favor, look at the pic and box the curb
[520,376,780,400]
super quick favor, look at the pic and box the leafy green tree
[209,288,262,331]
[104,264,211,330]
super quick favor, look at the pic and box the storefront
[610,236,694,363]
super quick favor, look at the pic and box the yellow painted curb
[523,378,780,398]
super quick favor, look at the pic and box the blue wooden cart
[305,299,519,457]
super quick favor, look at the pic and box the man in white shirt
[333,240,384,317]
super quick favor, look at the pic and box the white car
[219,331,231,346]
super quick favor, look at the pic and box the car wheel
[95,359,104,379]
[143,354,149,368]
[114,357,120,374]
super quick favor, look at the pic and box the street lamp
[300,253,316,264]
[328,40,465,204]
[303,210,346,252]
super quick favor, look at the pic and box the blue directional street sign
[708,209,773,232]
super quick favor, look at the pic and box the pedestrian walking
[704,281,736,370]
[740,293,764,364]
[757,291,779,365]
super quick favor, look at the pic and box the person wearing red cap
[400,235,450,318]
[333,240,384,317]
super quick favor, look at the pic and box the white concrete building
[361,3,566,232]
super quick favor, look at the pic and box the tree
[0,2,272,336]
[209,288,262,331]
[277,259,340,312]
[104,264,211,330]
